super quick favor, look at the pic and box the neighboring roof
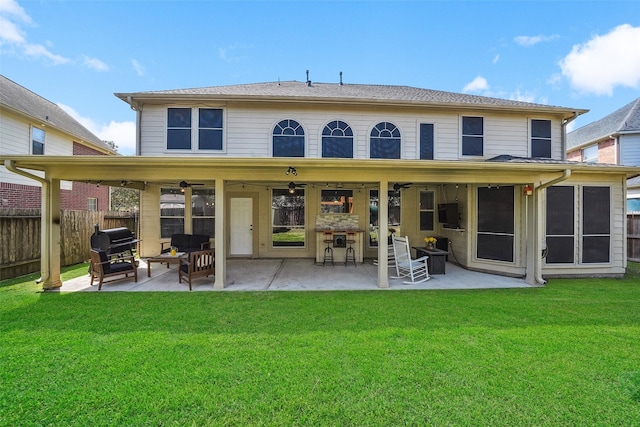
[567,97,640,150]
[629,175,640,188]
[115,80,587,119]
[0,75,116,154]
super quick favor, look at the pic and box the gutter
[4,160,50,284]
[533,169,572,285]
[561,112,581,161]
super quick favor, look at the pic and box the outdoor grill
[90,224,139,257]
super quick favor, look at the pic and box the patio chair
[178,248,215,290]
[89,249,138,290]
[391,235,430,284]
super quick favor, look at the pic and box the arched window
[322,120,353,158]
[370,122,401,159]
[273,119,305,157]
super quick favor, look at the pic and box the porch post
[377,179,389,288]
[524,189,537,285]
[41,177,62,290]
[213,179,226,289]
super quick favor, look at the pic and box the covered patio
[58,258,533,292]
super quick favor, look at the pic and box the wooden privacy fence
[628,213,640,262]
[0,209,138,280]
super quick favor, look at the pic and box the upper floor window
[32,126,45,155]
[370,122,400,159]
[419,123,434,160]
[531,119,551,158]
[273,119,305,157]
[167,108,224,151]
[583,145,598,163]
[198,109,223,150]
[462,116,483,156]
[322,120,353,158]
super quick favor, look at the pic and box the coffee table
[145,252,185,277]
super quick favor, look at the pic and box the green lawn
[1,264,639,426]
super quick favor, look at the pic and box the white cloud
[0,0,70,65]
[560,24,640,95]
[131,59,145,76]
[514,34,558,47]
[0,0,31,24]
[58,103,136,156]
[82,55,109,72]
[492,54,500,64]
[463,76,489,93]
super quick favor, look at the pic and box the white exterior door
[230,197,253,256]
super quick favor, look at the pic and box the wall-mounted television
[438,203,460,228]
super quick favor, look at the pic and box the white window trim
[165,107,226,154]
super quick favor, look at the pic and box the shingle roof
[0,75,113,152]
[116,80,585,116]
[567,97,640,150]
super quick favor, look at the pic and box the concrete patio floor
[58,258,534,292]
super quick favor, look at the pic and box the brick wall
[0,182,41,208]
[598,138,617,164]
[1,142,113,209]
[567,150,582,162]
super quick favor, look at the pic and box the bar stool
[344,231,357,267]
[322,230,334,267]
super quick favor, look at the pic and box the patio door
[230,197,253,256]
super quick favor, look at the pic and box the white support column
[213,179,226,289]
[377,180,389,288]
[41,178,62,290]
[524,191,537,285]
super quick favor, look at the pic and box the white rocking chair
[391,235,430,284]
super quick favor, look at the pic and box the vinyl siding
[138,104,566,161]
[620,134,640,166]
[0,109,72,190]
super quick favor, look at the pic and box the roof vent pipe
[306,70,311,87]
[340,71,343,86]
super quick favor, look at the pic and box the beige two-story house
[3,80,638,289]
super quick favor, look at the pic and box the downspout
[561,112,580,161]
[127,96,142,156]
[532,169,572,285]
[4,160,50,284]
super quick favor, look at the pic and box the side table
[412,247,450,274]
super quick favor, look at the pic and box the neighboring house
[566,97,640,211]
[0,75,117,210]
[2,79,638,290]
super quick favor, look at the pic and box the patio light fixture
[286,166,297,176]
[523,185,533,196]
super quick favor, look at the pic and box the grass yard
[1,264,639,426]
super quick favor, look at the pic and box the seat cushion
[97,250,111,273]
[110,262,134,273]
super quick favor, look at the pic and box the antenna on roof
[339,71,343,86]
[306,69,311,87]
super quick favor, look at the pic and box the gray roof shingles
[118,80,584,114]
[567,97,640,150]
[1,75,112,152]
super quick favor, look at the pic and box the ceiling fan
[393,182,413,192]
[179,180,205,192]
[288,181,306,193]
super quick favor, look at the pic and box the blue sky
[1,0,639,155]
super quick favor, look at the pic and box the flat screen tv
[438,203,460,228]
